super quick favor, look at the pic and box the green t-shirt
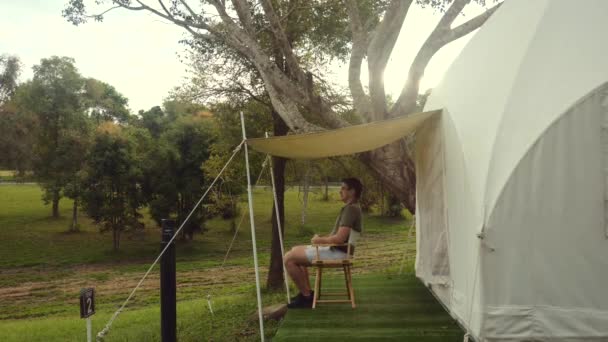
[330,203,362,253]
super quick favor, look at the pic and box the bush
[206,192,240,220]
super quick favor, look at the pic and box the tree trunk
[113,228,118,251]
[380,182,385,215]
[70,198,79,232]
[229,194,237,233]
[300,163,311,226]
[323,176,329,201]
[17,167,25,179]
[52,190,60,218]
[267,110,289,290]
[359,140,416,214]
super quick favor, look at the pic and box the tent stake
[240,111,265,342]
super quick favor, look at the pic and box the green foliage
[416,0,494,11]
[8,56,131,222]
[21,57,90,216]
[83,78,130,123]
[202,101,272,220]
[0,54,21,105]
[80,127,145,250]
[0,86,38,173]
[140,102,217,240]
[137,105,165,137]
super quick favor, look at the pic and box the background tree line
[1,54,402,254]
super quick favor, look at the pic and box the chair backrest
[348,230,361,247]
[347,229,361,257]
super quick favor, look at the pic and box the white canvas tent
[417,0,608,340]
[247,0,608,340]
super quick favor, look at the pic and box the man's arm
[311,227,351,245]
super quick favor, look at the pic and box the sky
[0,0,489,113]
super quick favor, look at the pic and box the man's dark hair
[342,177,363,199]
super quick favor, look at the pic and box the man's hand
[311,234,320,244]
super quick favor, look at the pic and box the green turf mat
[272,274,463,341]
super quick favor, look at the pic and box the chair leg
[313,267,321,309]
[343,265,351,300]
[346,266,356,308]
[318,267,323,300]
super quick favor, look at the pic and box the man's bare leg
[300,265,311,294]
[284,246,312,296]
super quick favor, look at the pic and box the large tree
[0,54,21,105]
[16,56,131,222]
[64,0,501,213]
[0,55,38,175]
[22,57,89,218]
[81,124,146,250]
[142,104,217,240]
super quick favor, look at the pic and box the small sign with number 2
[80,288,95,318]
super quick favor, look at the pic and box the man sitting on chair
[284,177,363,308]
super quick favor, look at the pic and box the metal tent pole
[240,111,265,342]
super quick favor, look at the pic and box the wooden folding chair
[310,243,356,309]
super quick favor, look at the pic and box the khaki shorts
[305,245,347,263]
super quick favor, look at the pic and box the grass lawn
[0,170,16,181]
[0,183,457,341]
[0,170,34,182]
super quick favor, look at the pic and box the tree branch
[208,0,238,25]
[124,0,214,34]
[187,1,333,131]
[128,0,345,132]
[390,1,502,116]
[260,72,323,132]
[259,0,304,82]
[436,0,471,30]
[256,57,350,129]
[231,0,255,34]
[178,0,199,20]
[95,5,124,17]
[235,82,272,107]
[448,3,501,41]
[150,0,213,42]
[346,0,373,122]
[366,0,414,120]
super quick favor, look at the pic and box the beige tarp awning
[246,110,441,159]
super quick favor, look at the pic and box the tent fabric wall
[438,111,484,337]
[482,85,608,340]
[415,115,450,286]
[602,89,608,238]
[423,0,550,224]
[421,0,608,340]
[482,2,608,221]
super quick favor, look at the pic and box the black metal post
[161,219,176,342]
